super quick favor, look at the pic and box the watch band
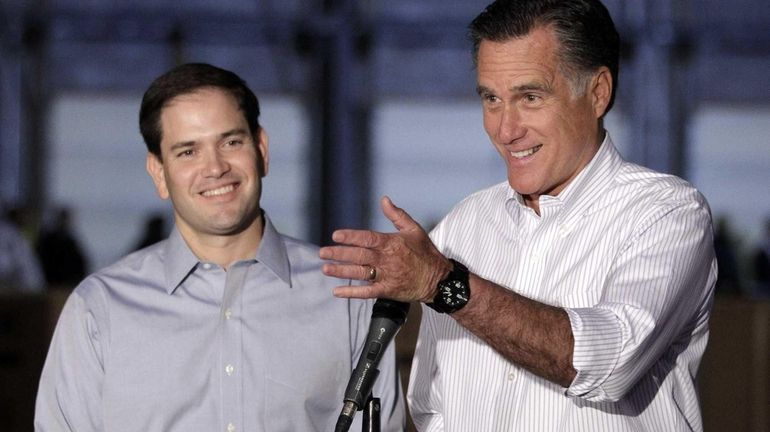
[427,259,470,314]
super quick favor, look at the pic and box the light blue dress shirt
[35,216,404,432]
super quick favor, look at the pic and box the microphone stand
[362,396,380,432]
[335,299,409,432]
[335,393,381,432]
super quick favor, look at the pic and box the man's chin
[208,212,261,236]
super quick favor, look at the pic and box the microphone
[335,299,410,432]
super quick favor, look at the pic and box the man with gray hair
[320,0,716,430]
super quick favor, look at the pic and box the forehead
[155,88,251,158]
[477,27,562,82]
[160,88,247,133]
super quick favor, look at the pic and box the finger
[381,196,421,234]
[331,228,385,249]
[319,245,377,265]
[322,263,378,281]
[332,284,381,299]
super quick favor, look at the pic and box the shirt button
[224,309,232,320]
[508,372,515,381]
[202,263,212,270]
[226,423,235,432]
[530,251,540,261]
[225,364,234,376]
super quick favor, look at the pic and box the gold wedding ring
[366,265,377,281]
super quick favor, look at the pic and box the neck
[522,195,541,216]
[179,215,264,269]
[522,131,606,216]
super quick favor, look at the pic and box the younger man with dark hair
[35,63,404,432]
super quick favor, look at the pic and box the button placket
[220,263,249,432]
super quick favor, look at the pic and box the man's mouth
[201,184,236,197]
[509,144,543,159]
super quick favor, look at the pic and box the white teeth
[510,145,542,159]
[202,185,235,197]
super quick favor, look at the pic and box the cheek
[162,167,192,198]
[482,112,498,137]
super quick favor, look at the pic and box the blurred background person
[713,215,743,295]
[130,212,168,252]
[35,207,88,290]
[752,216,770,298]
[0,209,45,293]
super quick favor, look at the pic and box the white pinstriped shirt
[407,135,717,431]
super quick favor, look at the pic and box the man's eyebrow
[167,128,251,152]
[516,84,549,92]
[169,140,195,152]
[513,81,553,93]
[220,128,249,139]
[476,85,493,96]
[476,82,552,96]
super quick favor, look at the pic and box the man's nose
[497,106,526,144]
[202,150,229,177]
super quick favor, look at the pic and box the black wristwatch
[427,259,470,314]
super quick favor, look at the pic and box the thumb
[381,196,420,233]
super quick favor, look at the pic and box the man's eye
[524,94,541,103]
[480,93,501,107]
[225,139,243,147]
[177,149,194,157]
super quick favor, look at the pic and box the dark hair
[469,0,620,113]
[139,63,261,157]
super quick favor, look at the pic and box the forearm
[451,273,576,387]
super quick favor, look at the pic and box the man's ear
[591,67,613,118]
[146,152,170,200]
[257,127,269,177]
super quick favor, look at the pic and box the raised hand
[319,196,452,302]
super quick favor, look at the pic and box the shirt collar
[504,132,623,223]
[554,132,622,216]
[164,227,199,294]
[163,213,292,294]
[255,215,292,287]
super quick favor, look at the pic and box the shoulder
[277,233,327,275]
[73,241,168,303]
[98,240,167,281]
[612,162,709,212]
[279,233,321,259]
[274,232,352,291]
[598,162,712,237]
[272,231,372,323]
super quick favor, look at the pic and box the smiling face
[146,87,269,244]
[477,26,611,213]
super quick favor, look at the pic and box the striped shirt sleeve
[566,197,715,401]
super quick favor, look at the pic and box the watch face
[439,280,469,307]
[430,259,470,314]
